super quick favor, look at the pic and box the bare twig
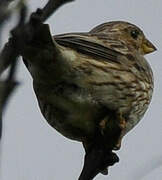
[0,0,14,25]
[0,0,26,74]
[0,0,27,140]
[0,0,20,140]
[0,39,17,75]
[79,149,119,180]
[39,0,75,22]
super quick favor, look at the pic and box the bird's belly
[32,56,153,140]
[36,83,152,141]
[35,85,106,141]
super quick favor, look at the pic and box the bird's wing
[54,33,122,63]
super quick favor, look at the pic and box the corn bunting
[22,21,156,175]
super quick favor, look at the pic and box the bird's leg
[114,112,126,150]
[79,110,126,179]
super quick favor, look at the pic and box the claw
[113,139,122,150]
[100,167,108,175]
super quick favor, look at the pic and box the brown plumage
[22,21,156,175]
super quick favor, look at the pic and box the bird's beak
[142,38,157,54]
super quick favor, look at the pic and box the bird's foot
[117,111,126,129]
[113,137,122,150]
[113,112,126,150]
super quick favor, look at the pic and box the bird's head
[90,21,157,55]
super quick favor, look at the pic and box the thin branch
[0,39,17,75]
[0,0,26,75]
[0,0,14,25]
[79,149,119,180]
[0,0,27,140]
[39,0,75,22]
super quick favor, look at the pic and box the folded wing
[54,33,121,63]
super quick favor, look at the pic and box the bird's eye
[130,29,140,39]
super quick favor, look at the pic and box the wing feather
[54,33,121,63]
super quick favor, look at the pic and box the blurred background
[0,0,161,179]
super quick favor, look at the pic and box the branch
[79,149,119,180]
[0,0,14,25]
[38,0,75,22]
[0,0,26,75]
[0,0,27,139]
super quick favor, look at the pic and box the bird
[22,21,156,176]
